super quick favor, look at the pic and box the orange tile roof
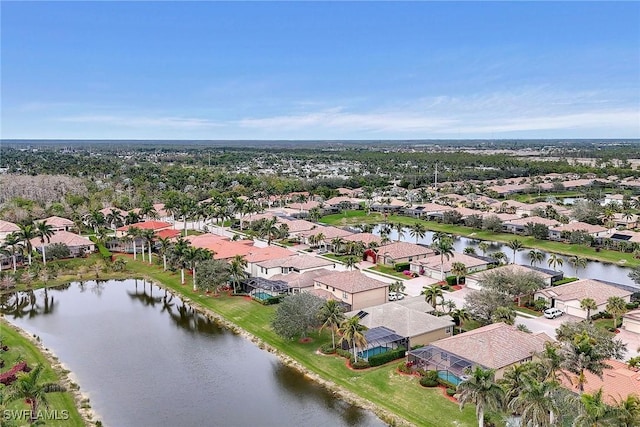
[30,231,93,248]
[43,216,74,227]
[155,229,181,240]
[244,246,296,263]
[117,221,172,232]
[0,220,19,233]
[560,359,640,405]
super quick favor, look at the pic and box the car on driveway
[388,292,404,301]
[543,308,564,319]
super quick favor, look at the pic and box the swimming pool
[252,291,275,301]
[358,346,391,360]
[438,370,462,386]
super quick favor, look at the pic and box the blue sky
[2,1,639,140]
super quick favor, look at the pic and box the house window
[408,257,413,262]
[445,327,452,334]
[332,287,335,292]
[325,285,329,290]
[342,291,348,300]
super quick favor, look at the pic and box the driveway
[515,313,582,339]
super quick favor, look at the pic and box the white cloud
[57,115,221,130]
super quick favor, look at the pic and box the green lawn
[368,264,410,280]
[0,321,86,427]
[123,257,478,426]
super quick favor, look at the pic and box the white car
[543,308,564,319]
[388,292,404,301]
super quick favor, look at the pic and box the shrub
[419,376,438,387]
[445,276,458,286]
[423,370,439,381]
[394,262,410,272]
[351,359,370,370]
[336,348,352,359]
[46,243,71,260]
[320,343,336,354]
[397,362,412,374]
[437,377,457,389]
[264,295,285,305]
[626,302,639,310]
[446,388,456,396]
[368,347,406,367]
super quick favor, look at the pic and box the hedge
[320,343,336,354]
[394,262,410,272]
[446,388,456,396]
[437,377,457,389]
[420,376,438,387]
[336,348,352,359]
[368,347,406,367]
[351,359,370,369]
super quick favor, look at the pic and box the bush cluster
[320,343,336,354]
[368,347,406,367]
[394,262,410,272]
[419,376,438,387]
[336,348,352,359]
[351,359,370,369]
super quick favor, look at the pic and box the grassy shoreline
[320,211,640,268]
[0,319,93,426]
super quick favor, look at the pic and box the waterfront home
[286,199,322,216]
[601,194,625,207]
[343,232,382,247]
[323,196,362,211]
[185,233,255,260]
[403,203,450,219]
[252,253,333,278]
[244,246,298,276]
[29,230,95,257]
[277,218,317,237]
[312,270,388,311]
[408,323,552,381]
[43,216,75,232]
[609,213,639,229]
[622,309,640,334]
[502,216,561,234]
[0,219,19,243]
[534,279,632,319]
[346,299,454,347]
[270,269,334,294]
[298,225,353,247]
[548,221,609,241]
[466,264,562,290]
[410,251,491,280]
[376,242,434,266]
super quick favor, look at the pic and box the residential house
[410,251,491,280]
[601,194,625,207]
[549,222,609,240]
[343,233,382,247]
[43,216,74,232]
[559,359,640,404]
[185,234,255,260]
[535,279,632,319]
[312,270,389,311]
[466,264,562,290]
[116,220,173,238]
[251,253,331,278]
[244,246,298,276]
[297,225,353,247]
[270,269,334,294]
[408,323,553,380]
[346,300,455,347]
[622,309,640,334]
[403,203,450,219]
[502,216,561,234]
[376,242,434,266]
[610,213,639,229]
[0,219,19,242]
[29,230,95,257]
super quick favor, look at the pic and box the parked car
[543,308,564,319]
[388,292,404,301]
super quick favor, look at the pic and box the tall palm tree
[338,316,368,363]
[170,237,190,285]
[228,255,248,293]
[5,364,66,424]
[508,377,561,427]
[615,394,640,427]
[451,308,470,333]
[421,285,444,310]
[35,221,55,266]
[409,222,427,244]
[528,250,545,267]
[478,241,489,257]
[140,228,156,264]
[2,232,22,272]
[319,300,345,349]
[457,366,504,427]
[606,296,627,330]
[157,236,172,271]
[568,255,588,277]
[125,211,141,225]
[393,222,405,242]
[344,256,358,271]
[262,217,279,246]
[580,298,598,322]
[106,208,124,230]
[506,239,524,264]
[451,262,467,285]
[183,246,212,291]
[491,306,516,325]
[432,235,454,281]
[573,388,615,427]
[128,226,142,261]
[17,223,37,265]
[547,253,564,271]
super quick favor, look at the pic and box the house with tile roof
[535,279,632,319]
[343,232,382,246]
[410,251,491,280]
[559,359,640,404]
[377,242,434,266]
[0,219,19,242]
[313,270,389,311]
[346,300,454,347]
[502,216,561,234]
[43,216,75,232]
[253,254,335,278]
[466,264,562,290]
[116,221,173,237]
[270,269,334,294]
[30,231,95,257]
[408,323,552,380]
[549,222,609,240]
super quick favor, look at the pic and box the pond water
[1,280,385,427]
[375,226,637,288]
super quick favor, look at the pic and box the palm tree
[457,366,504,427]
[421,284,444,310]
[228,255,248,294]
[528,250,545,267]
[508,377,561,427]
[606,296,627,330]
[432,235,454,281]
[319,300,345,349]
[2,232,22,272]
[262,217,279,246]
[393,222,405,242]
[580,298,598,322]
[409,222,426,243]
[184,246,211,291]
[125,211,141,225]
[331,237,345,254]
[478,241,489,257]
[463,246,477,255]
[547,253,564,271]
[170,237,190,285]
[35,221,55,266]
[344,256,358,271]
[106,208,124,230]
[451,262,467,285]
[491,306,516,325]
[573,388,616,427]
[451,308,470,333]
[17,223,37,265]
[157,236,172,271]
[5,364,66,424]
[128,226,142,261]
[506,239,524,264]
[140,228,156,264]
[614,394,640,427]
[309,206,322,222]
[338,316,368,363]
[568,255,588,277]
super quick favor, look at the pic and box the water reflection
[1,280,385,427]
